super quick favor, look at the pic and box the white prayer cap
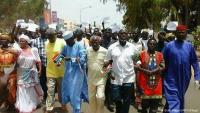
[63,31,73,40]
[166,21,178,31]
[19,34,31,43]
[141,29,148,33]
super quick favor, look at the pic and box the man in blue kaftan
[163,25,200,113]
[60,31,88,113]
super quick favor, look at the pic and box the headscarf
[19,34,31,43]
[0,33,11,41]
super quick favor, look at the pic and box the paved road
[1,71,199,113]
[33,75,200,113]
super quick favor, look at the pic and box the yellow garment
[45,38,65,78]
[87,46,107,86]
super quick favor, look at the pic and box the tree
[0,0,45,31]
[102,0,171,30]
[102,0,200,31]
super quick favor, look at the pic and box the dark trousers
[141,99,161,113]
[112,83,134,113]
[40,65,47,100]
[105,78,114,110]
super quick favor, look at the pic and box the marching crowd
[0,22,200,113]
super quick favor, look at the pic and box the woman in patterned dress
[135,38,165,113]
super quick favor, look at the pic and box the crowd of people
[0,22,200,113]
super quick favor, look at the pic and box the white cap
[26,23,39,32]
[166,21,178,31]
[63,31,73,40]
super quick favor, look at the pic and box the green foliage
[102,0,171,30]
[102,0,200,31]
[192,26,200,36]
[193,40,200,46]
[0,0,45,30]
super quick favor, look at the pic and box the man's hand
[64,56,71,61]
[38,71,41,77]
[56,62,61,67]
[144,70,152,75]
[195,80,200,89]
[103,60,112,68]
[151,68,161,75]
[76,57,80,63]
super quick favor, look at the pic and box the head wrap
[63,31,73,40]
[176,25,187,32]
[19,34,31,43]
[0,33,11,41]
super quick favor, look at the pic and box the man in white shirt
[104,29,136,113]
[139,29,149,50]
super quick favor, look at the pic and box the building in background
[64,19,76,31]
[57,18,65,30]
[44,9,52,24]
[52,11,58,23]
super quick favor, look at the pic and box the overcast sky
[51,0,124,27]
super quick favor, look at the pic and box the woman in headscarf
[0,33,17,111]
[14,34,43,113]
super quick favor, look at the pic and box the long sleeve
[78,44,86,65]
[60,46,67,57]
[162,45,169,69]
[190,46,200,80]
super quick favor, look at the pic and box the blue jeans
[112,83,134,113]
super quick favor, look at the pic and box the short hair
[74,28,84,36]
[90,35,101,42]
[105,28,112,33]
[147,38,157,44]
[46,28,56,35]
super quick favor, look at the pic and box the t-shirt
[45,38,66,78]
